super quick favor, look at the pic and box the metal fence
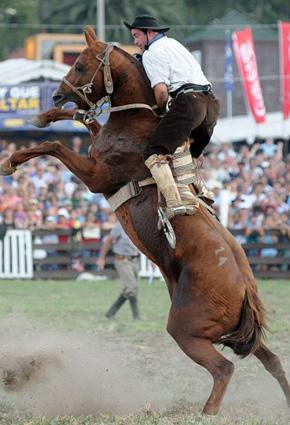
[0,229,33,278]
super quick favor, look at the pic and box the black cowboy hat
[124,15,170,32]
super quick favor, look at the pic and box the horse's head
[53,27,109,110]
[53,26,154,113]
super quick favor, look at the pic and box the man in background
[97,222,141,320]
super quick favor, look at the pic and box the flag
[232,27,266,123]
[224,30,234,92]
[279,21,290,120]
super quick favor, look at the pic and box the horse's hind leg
[167,323,234,415]
[254,343,290,406]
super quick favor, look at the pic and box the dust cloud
[0,317,289,420]
[0,318,178,416]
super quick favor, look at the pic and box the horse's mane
[83,26,155,106]
[111,44,155,104]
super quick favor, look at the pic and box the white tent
[212,112,290,143]
[0,58,70,83]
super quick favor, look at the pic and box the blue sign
[224,30,234,92]
[0,82,108,132]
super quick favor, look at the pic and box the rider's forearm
[153,83,169,111]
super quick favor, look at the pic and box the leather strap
[103,45,114,94]
[105,178,154,211]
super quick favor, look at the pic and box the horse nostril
[52,91,66,107]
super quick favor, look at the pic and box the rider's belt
[115,254,139,261]
[170,83,212,98]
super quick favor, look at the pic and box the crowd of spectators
[203,137,290,271]
[0,137,117,272]
[0,135,289,273]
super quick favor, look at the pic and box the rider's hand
[96,256,105,270]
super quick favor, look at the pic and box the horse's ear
[85,26,97,47]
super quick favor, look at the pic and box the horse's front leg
[31,108,102,139]
[0,140,109,193]
[30,108,76,128]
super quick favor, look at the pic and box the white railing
[0,230,33,279]
[0,230,160,281]
[139,254,162,280]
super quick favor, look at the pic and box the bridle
[62,43,160,123]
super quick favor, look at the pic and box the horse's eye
[75,63,83,73]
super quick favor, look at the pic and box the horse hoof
[28,116,49,128]
[201,407,218,416]
[0,162,17,175]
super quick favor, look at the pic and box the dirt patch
[0,353,62,391]
[0,318,289,421]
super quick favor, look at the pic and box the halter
[62,44,160,123]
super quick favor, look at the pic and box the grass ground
[0,278,289,424]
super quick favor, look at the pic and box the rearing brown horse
[1,27,290,415]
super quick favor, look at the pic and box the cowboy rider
[124,15,220,219]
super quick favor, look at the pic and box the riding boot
[145,154,198,219]
[128,295,141,320]
[192,156,215,204]
[177,183,200,206]
[105,294,127,319]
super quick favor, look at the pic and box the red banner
[232,27,266,123]
[279,22,290,120]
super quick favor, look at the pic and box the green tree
[184,0,290,25]
[0,0,39,60]
[45,0,188,43]
[1,1,290,61]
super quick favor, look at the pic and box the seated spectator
[55,208,73,243]
[53,208,74,270]
[79,211,103,271]
[54,180,69,206]
[71,187,84,209]
[260,214,279,270]
[30,161,54,194]
[244,215,264,262]
[26,199,43,229]
[217,142,236,161]
[72,136,87,155]
[38,215,59,271]
[258,138,278,158]
[87,202,104,223]
[0,186,22,212]
[82,212,102,244]
[1,207,15,230]
[228,209,247,244]
[14,201,28,229]
[277,212,290,271]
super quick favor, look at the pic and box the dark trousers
[143,92,220,160]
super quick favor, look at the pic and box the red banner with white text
[279,22,290,120]
[232,27,266,123]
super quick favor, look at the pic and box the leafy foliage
[0,0,39,59]
[46,0,188,43]
[0,0,289,60]
[184,0,290,24]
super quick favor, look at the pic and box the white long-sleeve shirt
[142,36,210,92]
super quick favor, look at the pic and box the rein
[62,43,160,123]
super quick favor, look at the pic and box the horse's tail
[218,288,268,358]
